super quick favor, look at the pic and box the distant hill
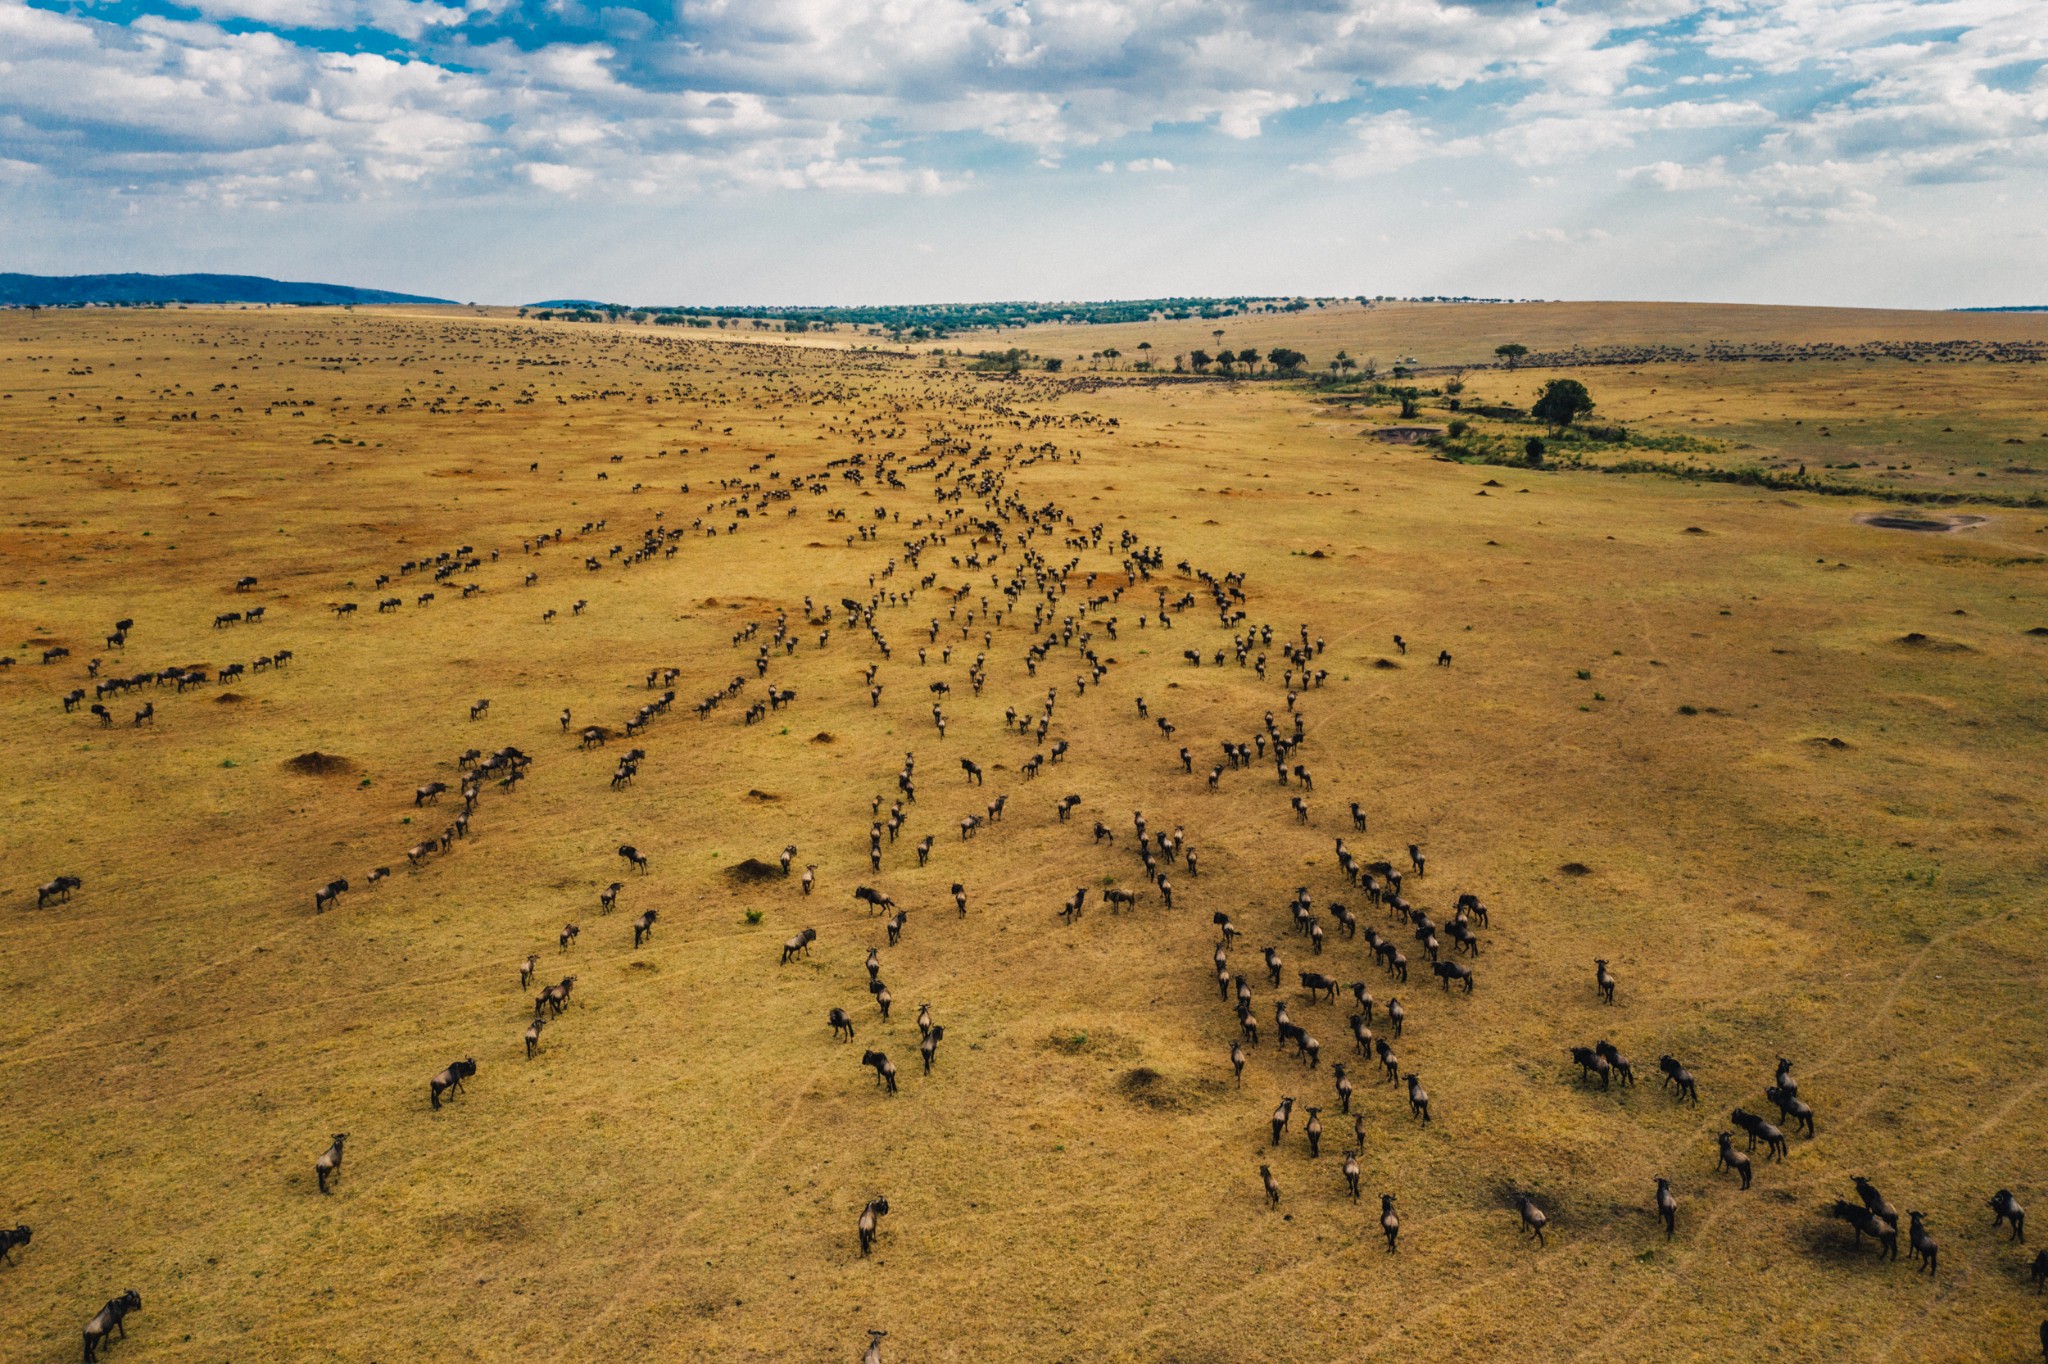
[1955,305,2048,313]
[526,299,612,309]
[0,273,453,307]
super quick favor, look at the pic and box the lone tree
[1532,378,1594,426]
[1267,347,1307,374]
[1495,343,1529,368]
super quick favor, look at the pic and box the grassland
[2,304,2045,1362]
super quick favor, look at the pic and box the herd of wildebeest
[14,359,2046,1363]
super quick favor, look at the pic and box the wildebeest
[1,1223,31,1264]
[1992,1189,2028,1242]
[857,1196,890,1256]
[37,875,82,908]
[1380,1193,1399,1251]
[861,1050,898,1094]
[1715,1132,1752,1190]
[1570,1046,1612,1090]
[1828,1200,1898,1259]
[520,954,537,990]
[315,1133,347,1193]
[618,844,648,872]
[885,910,908,946]
[1517,1194,1548,1247]
[559,923,580,950]
[1270,1096,1294,1146]
[313,878,347,913]
[83,1290,142,1363]
[919,1024,944,1074]
[1260,1164,1280,1209]
[1853,1176,1899,1229]
[1655,1178,1677,1239]
[1595,958,1616,1005]
[1406,1074,1431,1122]
[1659,1055,1698,1104]
[854,885,895,914]
[2031,1247,2048,1292]
[1432,961,1473,993]
[1907,1211,1938,1275]
[524,1016,545,1059]
[829,1007,856,1041]
[864,1329,887,1364]
[430,1058,477,1109]
[781,927,816,964]
[1765,1084,1814,1136]
[632,910,658,947]
[1298,970,1338,1003]
[1733,1109,1788,1160]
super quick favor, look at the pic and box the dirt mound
[2026,627,2048,637]
[725,858,781,884]
[1857,512,1989,533]
[744,789,779,802]
[1119,1066,1188,1111]
[284,751,357,776]
[811,731,836,744]
[1895,632,1973,652]
[1559,862,1593,877]
[1373,658,1401,669]
[1683,526,1708,534]
[1804,736,1852,750]
[216,692,245,704]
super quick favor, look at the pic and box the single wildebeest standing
[524,1016,545,1059]
[430,1058,476,1110]
[632,910,658,947]
[520,954,537,990]
[1380,1193,1400,1251]
[83,1290,142,1363]
[781,927,816,964]
[1304,1107,1323,1157]
[1765,1084,1814,1136]
[1853,1176,1899,1230]
[1595,958,1616,1005]
[0,1224,29,1264]
[1658,1055,1698,1105]
[315,1133,347,1193]
[1992,1190,2028,1242]
[1517,1194,1548,1247]
[858,1196,890,1256]
[1715,1133,1752,1190]
[314,878,348,913]
[862,1050,898,1094]
[829,1007,856,1041]
[1406,1074,1431,1123]
[1270,1096,1294,1146]
[1260,1164,1280,1209]
[1907,1211,1937,1275]
[1341,1151,1359,1200]
[1655,1178,1677,1239]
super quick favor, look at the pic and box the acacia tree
[1188,348,1213,372]
[1531,378,1594,426]
[1495,342,1529,368]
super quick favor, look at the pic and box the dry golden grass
[2,307,2046,1362]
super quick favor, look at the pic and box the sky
[0,0,2044,307]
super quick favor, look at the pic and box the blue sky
[0,0,2043,306]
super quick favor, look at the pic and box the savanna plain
[1,302,2045,1363]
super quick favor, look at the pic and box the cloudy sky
[1,0,2043,306]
